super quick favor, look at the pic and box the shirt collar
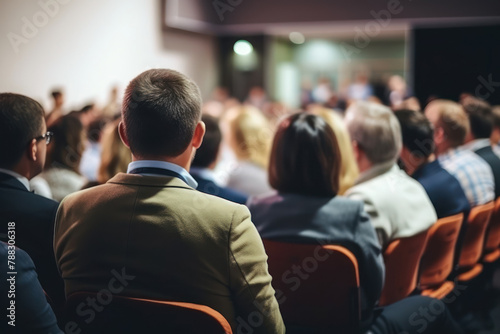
[0,168,30,191]
[127,160,198,189]
[189,167,216,182]
[355,160,396,185]
[460,138,491,152]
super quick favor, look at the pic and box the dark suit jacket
[475,145,500,198]
[191,172,248,204]
[412,160,471,219]
[0,242,62,334]
[0,172,64,308]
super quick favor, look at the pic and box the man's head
[424,99,469,155]
[119,69,205,164]
[345,101,402,172]
[394,109,434,175]
[491,106,500,145]
[0,93,48,178]
[191,115,222,169]
[462,98,493,140]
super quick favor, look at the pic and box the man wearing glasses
[0,93,65,311]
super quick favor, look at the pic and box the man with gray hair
[345,101,437,247]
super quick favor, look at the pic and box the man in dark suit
[1,242,62,333]
[0,93,64,309]
[191,114,247,204]
[395,109,470,219]
[463,98,500,198]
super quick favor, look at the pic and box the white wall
[0,0,218,111]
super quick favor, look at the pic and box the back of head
[228,105,272,168]
[462,98,493,139]
[192,115,222,168]
[426,99,469,148]
[0,93,45,169]
[493,106,500,130]
[394,109,434,159]
[47,115,85,173]
[269,112,341,197]
[122,69,202,158]
[345,101,402,164]
[311,107,359,194]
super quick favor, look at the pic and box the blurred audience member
[345,101,436,247]
[69,103,98,128]
[312,78,333,104]
[45,89,65,128]
[191,115,247,204]
[395,109,470,218]
[245,86,269,110]
[101,85,121,118]
[395,97,421,112]
[0,243,63,334]
[425,100,494,207]
[96,119,131,184]
[225,106,273,196]
[311,107,359,194]
[461,98,500,198]
[31,115,87,202]
[348,73,373,101]
[0,93,64,309]
[80,118,107,182]
[492,105,500,156]
[388,75,407,109]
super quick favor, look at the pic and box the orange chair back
[420,213,463,288]
[65,292,233,334]
[379,230,428,306]
[484,197,500,251]
[459,201,494,268]
[263,239,360,333]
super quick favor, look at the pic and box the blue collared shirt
[127,160,198,189]
[438,147,494,207]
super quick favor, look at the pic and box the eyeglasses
[35,131,53,145]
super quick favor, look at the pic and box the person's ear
[352,140,361,161]
[27,139,38,162]
[192,121,206,149]
[118,121,130,148]
[434,126,444,145]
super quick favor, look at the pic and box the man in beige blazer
[345,101,437,248]
[54,69,284,333]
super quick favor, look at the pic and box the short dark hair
[192,115,221,168]
[394,109,435,159]
[51,90,62,99]
[269,112,340,197]
[0,93,45,168]
[122,69,202,157]
[463,98,493,139]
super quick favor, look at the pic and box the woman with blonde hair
[311,107,359,194]
[97,119,131,184]
[223,105,273,196]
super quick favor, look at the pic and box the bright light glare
[233,40,253,55]
[289,32,305,44]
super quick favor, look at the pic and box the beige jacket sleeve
[228,205,285,334]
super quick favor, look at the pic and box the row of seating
[61,198,499,334]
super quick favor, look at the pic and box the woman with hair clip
[248,112,463,334]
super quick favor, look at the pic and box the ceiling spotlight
[233,40,253,55]
[289,32,305,44]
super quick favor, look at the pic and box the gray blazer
[248,192,384,324]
